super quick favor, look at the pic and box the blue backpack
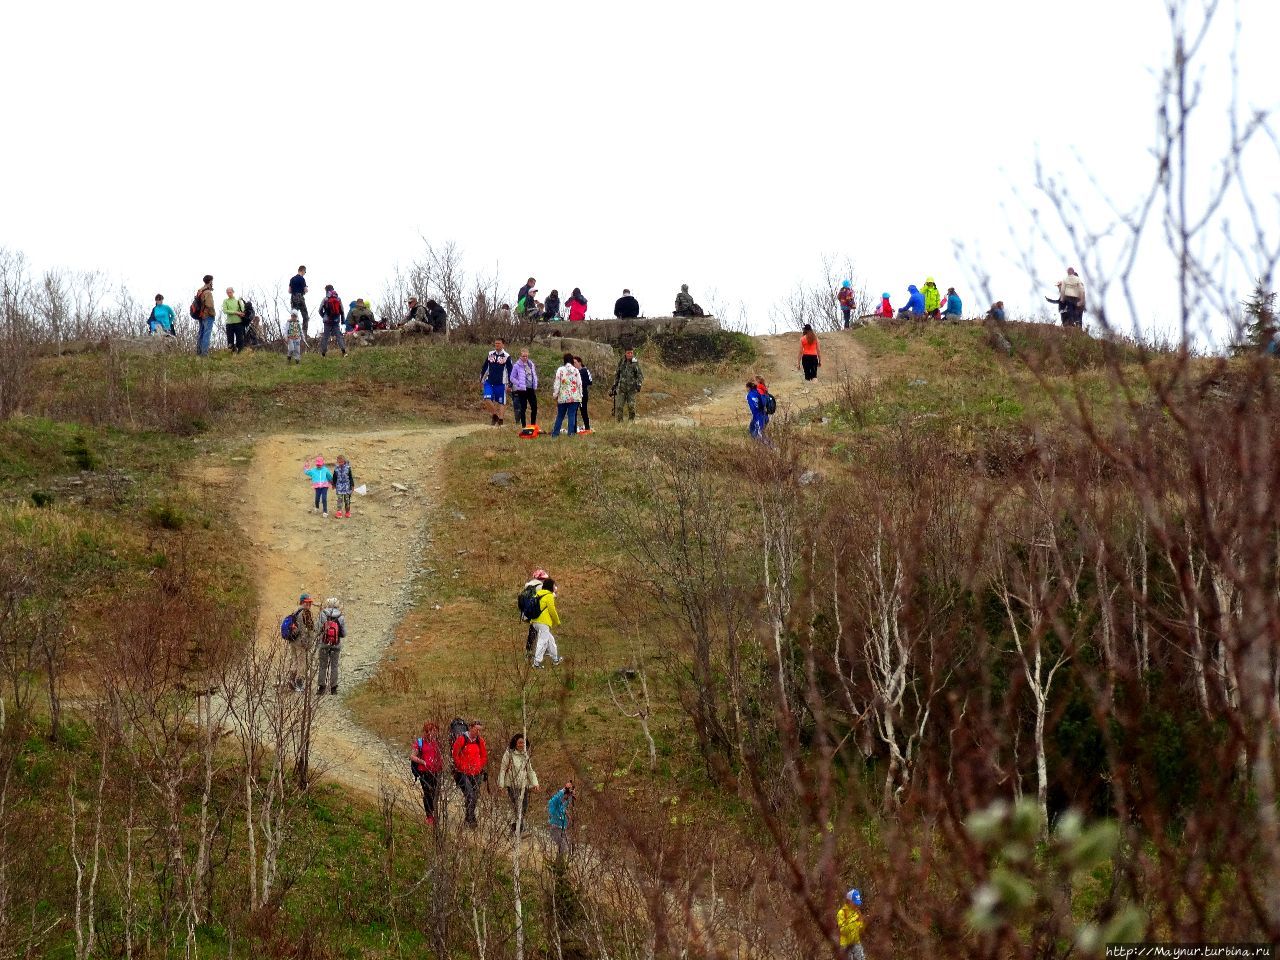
[281,613,299,640]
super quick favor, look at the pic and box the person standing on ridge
[317,284,347,357]
[551,353,583,437]
[614,289,641,319]
[837,280,856,329]
[837,888,867,960]
[942,287,963,320]
[877,292,893,318]
[481,338,514,426]
[316,597,345,695]
[1054,267,1086,328]
[566,288,588,322]
[610,347,644,422]
[411,722,443,825]
[798,324,822,381]
[499,732,540,834]
[922,277,942,319]
[451,720,488,827]
[148,294,176,336]
[290,266,310,338]
[222,287,247,353]
[195,274,216,356]
[510,347,539,431]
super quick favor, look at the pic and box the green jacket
[922,283,941,313]
[613,357,644,393]
[223,297,245,325]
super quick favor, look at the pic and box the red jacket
[452,734,488,776]
[413,737,442,774]
[568,298,588,322]
[877,297,893,318]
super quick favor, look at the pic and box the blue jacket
[481,350,513,387]
[548,788,572,828]
[331,462,355,494]
[747,390,767,421]
[149,303,175,332]
[902,285,925,315]
[943,292,962,316]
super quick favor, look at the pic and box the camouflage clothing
[612,356,644,421]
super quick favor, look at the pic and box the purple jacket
[509,357,538,391]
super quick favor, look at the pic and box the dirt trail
[241,424,482,795]
[661,329,868,427]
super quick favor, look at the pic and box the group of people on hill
[281,594,347,695]
[478,338,644,433]
[508,277,706,322]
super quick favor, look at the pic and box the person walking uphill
[551,354,583,437]
[290,266,310,337]
[499,733,540,833]
[548,780,575,861]
[305,456,332,517]
[411,722,443,825]
[611,347,644,422]
[194,275,216,356]
[530,577,564,668]
[331,454,356,518]
[480,338,513,426]
[451,720,488,827]
[798,324,821,381]
[317,284,347,357]
[509,348,539,430]
[316,597,345,694]
[837,888,867,960]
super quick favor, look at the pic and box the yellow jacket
[837,903,864,947]
[532,588,560,627]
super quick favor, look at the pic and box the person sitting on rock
[673,284,703,317]
[614,289,641,319]
[348,299,375,332]
[986,301,1006,322]
[425,299,447,334]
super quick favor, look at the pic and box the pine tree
[1237,279,1278,353]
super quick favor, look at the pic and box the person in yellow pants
[837,888,866,960]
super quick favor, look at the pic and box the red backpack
[323,618,341,645]
[323,292,342,319]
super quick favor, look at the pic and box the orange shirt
[801,335,819,356]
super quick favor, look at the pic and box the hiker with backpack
[551,353,583,437]
[518,569,549,657]
[222,287,247,353]
[193,275,216,356]
[837,280,856,329]
[499,733,540,834]
[481,338,514,427]
[290,266,310,337]
[548,780,575,861]
[798,324,822,381]
[281,593,319,692]
[509,348,539,432]
[317,284,348,357]
[305,456,333,517]
[451,720,489,827]
[610,347,644,422]
[316,597,345,695]
[411,721,444,825]
[747,379,770,441]
[330,454,356,519]
[573,356,594,434]
[148,294,176,336]
[530,577,564,668]
[673,284,703,317]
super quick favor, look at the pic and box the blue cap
[881,293,890,299]
[841,280,851,288]
[847,889,862,906]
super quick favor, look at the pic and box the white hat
[325,597,340,608]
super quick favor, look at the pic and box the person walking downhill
[837,888,867,960]
[305,456,333,517]
[286,310,303,363]
[316,597,345,695]
[510,348,539,431]
[611,347,644,422]
[451,720,488,827]
[411,722,443,826]
[148,294,176,336]
[283,593,319,692]
[837,280,856,329]
[290,266,310,339]
[798,324,822,381]
[194,274,216,356]
[317,284,347,357]
[530,577,564,668]
[548,780,575,862]
[331,454,356,518]
[747,379,769,442]
[481,338,514,426]
[551,354,583,438]
[499,733,540,834]
[223,287,247,353]
[573,356,594,434]
[566,288,588,322]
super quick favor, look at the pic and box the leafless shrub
[770,255,870,333]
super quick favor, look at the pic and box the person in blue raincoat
[897,285,925,317]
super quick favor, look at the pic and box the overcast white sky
[2,0,1277,338]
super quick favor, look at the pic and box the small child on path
[331,454,356,519]
[286,310,303,363]
[305,456,333,516]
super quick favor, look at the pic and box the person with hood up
[544,289,561,321]
[876,293,893,318]
[530,577,564,668]
[837,280,856,329]
[316,597,346,695]
[411,722,443,825]
[942,287,963,320]
[425,299,447,334]
[673,284,701,317]
[551,353,583,437]
[498,732,540,834]
[613,289,641,319]
[566,288,588,322]
[922,278,941,318]
[897,285,925,318]
[837,888,867,959]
